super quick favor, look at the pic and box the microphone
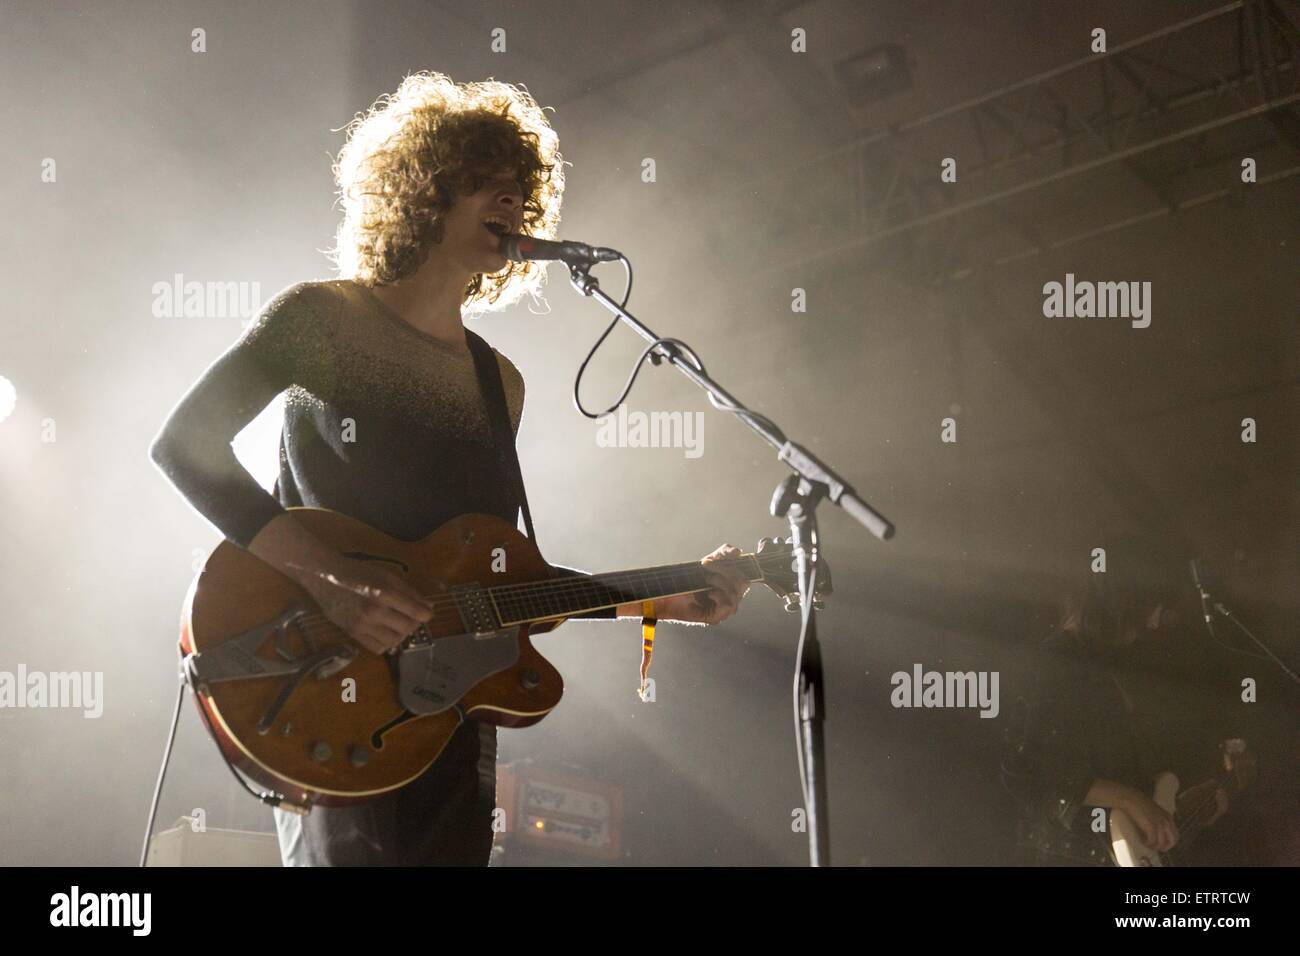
[1190,559,1218,639]
[498,234,622,266]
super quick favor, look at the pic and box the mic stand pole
[774,474,830,864]
[565,262,895,866]
[1208,596,1300,688]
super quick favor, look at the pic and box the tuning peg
[783,593,828,612]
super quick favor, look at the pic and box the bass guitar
[1109,739,1256,866]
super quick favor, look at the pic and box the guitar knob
[520,668,541,690]
[349,745,370,768]
[310,741,332,762]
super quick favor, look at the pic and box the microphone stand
[1196,570,1300,688]
[564,260,895,866]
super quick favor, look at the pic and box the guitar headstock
[1221,738,1257,792]
[752,536,833,612]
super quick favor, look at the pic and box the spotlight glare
[0,375,15,424]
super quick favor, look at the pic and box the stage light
[835,43,912,103]
[0,375,16,423]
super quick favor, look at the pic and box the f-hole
[371,710,417,749]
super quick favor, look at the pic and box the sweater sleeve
[148,281,323,550]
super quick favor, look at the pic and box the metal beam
[774,94,1300,274]
[725,1,1300,276]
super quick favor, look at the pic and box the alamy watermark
[1042,273,1151,328]
[151,274,261,319]
[49,886,150,935]
[595,406,704,459]
[0,665,103,718]
[890,663,999,718]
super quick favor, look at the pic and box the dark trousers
[274,719,497,866]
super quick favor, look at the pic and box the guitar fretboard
[1175,773,1243,844]
[488,555,763,626]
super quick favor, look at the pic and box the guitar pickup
[451,584,501,635]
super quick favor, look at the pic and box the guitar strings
[304,552,765,618]
[273,552,775,645]
[272,582,713,652]
[1175,779,1231,834]
[283,570,740,642]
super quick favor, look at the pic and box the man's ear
[1145,604,1164,630]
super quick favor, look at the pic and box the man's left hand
[642,543,750,626]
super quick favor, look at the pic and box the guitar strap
[466,329,537,547]
[467,330,660,696]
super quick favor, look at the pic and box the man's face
[1111,602,1171,648]
[440,169,525,275]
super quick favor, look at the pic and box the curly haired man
[149,73,749,866]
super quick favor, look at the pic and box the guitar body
[1109,771,1179,867]
[181,509,565,810]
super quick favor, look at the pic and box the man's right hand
[302,558,434,656]
[247,513,434,656]
[1119,789,1180,853]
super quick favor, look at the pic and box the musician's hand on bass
[303,558,435,656]
[1120,790,1180,853]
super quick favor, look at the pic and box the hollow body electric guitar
[179,509,824,813]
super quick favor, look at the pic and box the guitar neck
[489,554,764,627]
[1174,772,1241,846]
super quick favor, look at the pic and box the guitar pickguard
[397,629,520,715]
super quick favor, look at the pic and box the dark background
[1,0,1296,865]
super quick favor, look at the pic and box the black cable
[572,254,637,418]
[614,252,633,309]
[184,655,295,808]
[569,253,788,442]
[574,332,708,419]
[139,677,186,867]
[791,557,817,810]
[702,387,786,443]
[140,657,295,867]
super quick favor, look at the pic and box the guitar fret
[488,554,764,626]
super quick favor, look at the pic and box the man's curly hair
[330,71,564,312]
